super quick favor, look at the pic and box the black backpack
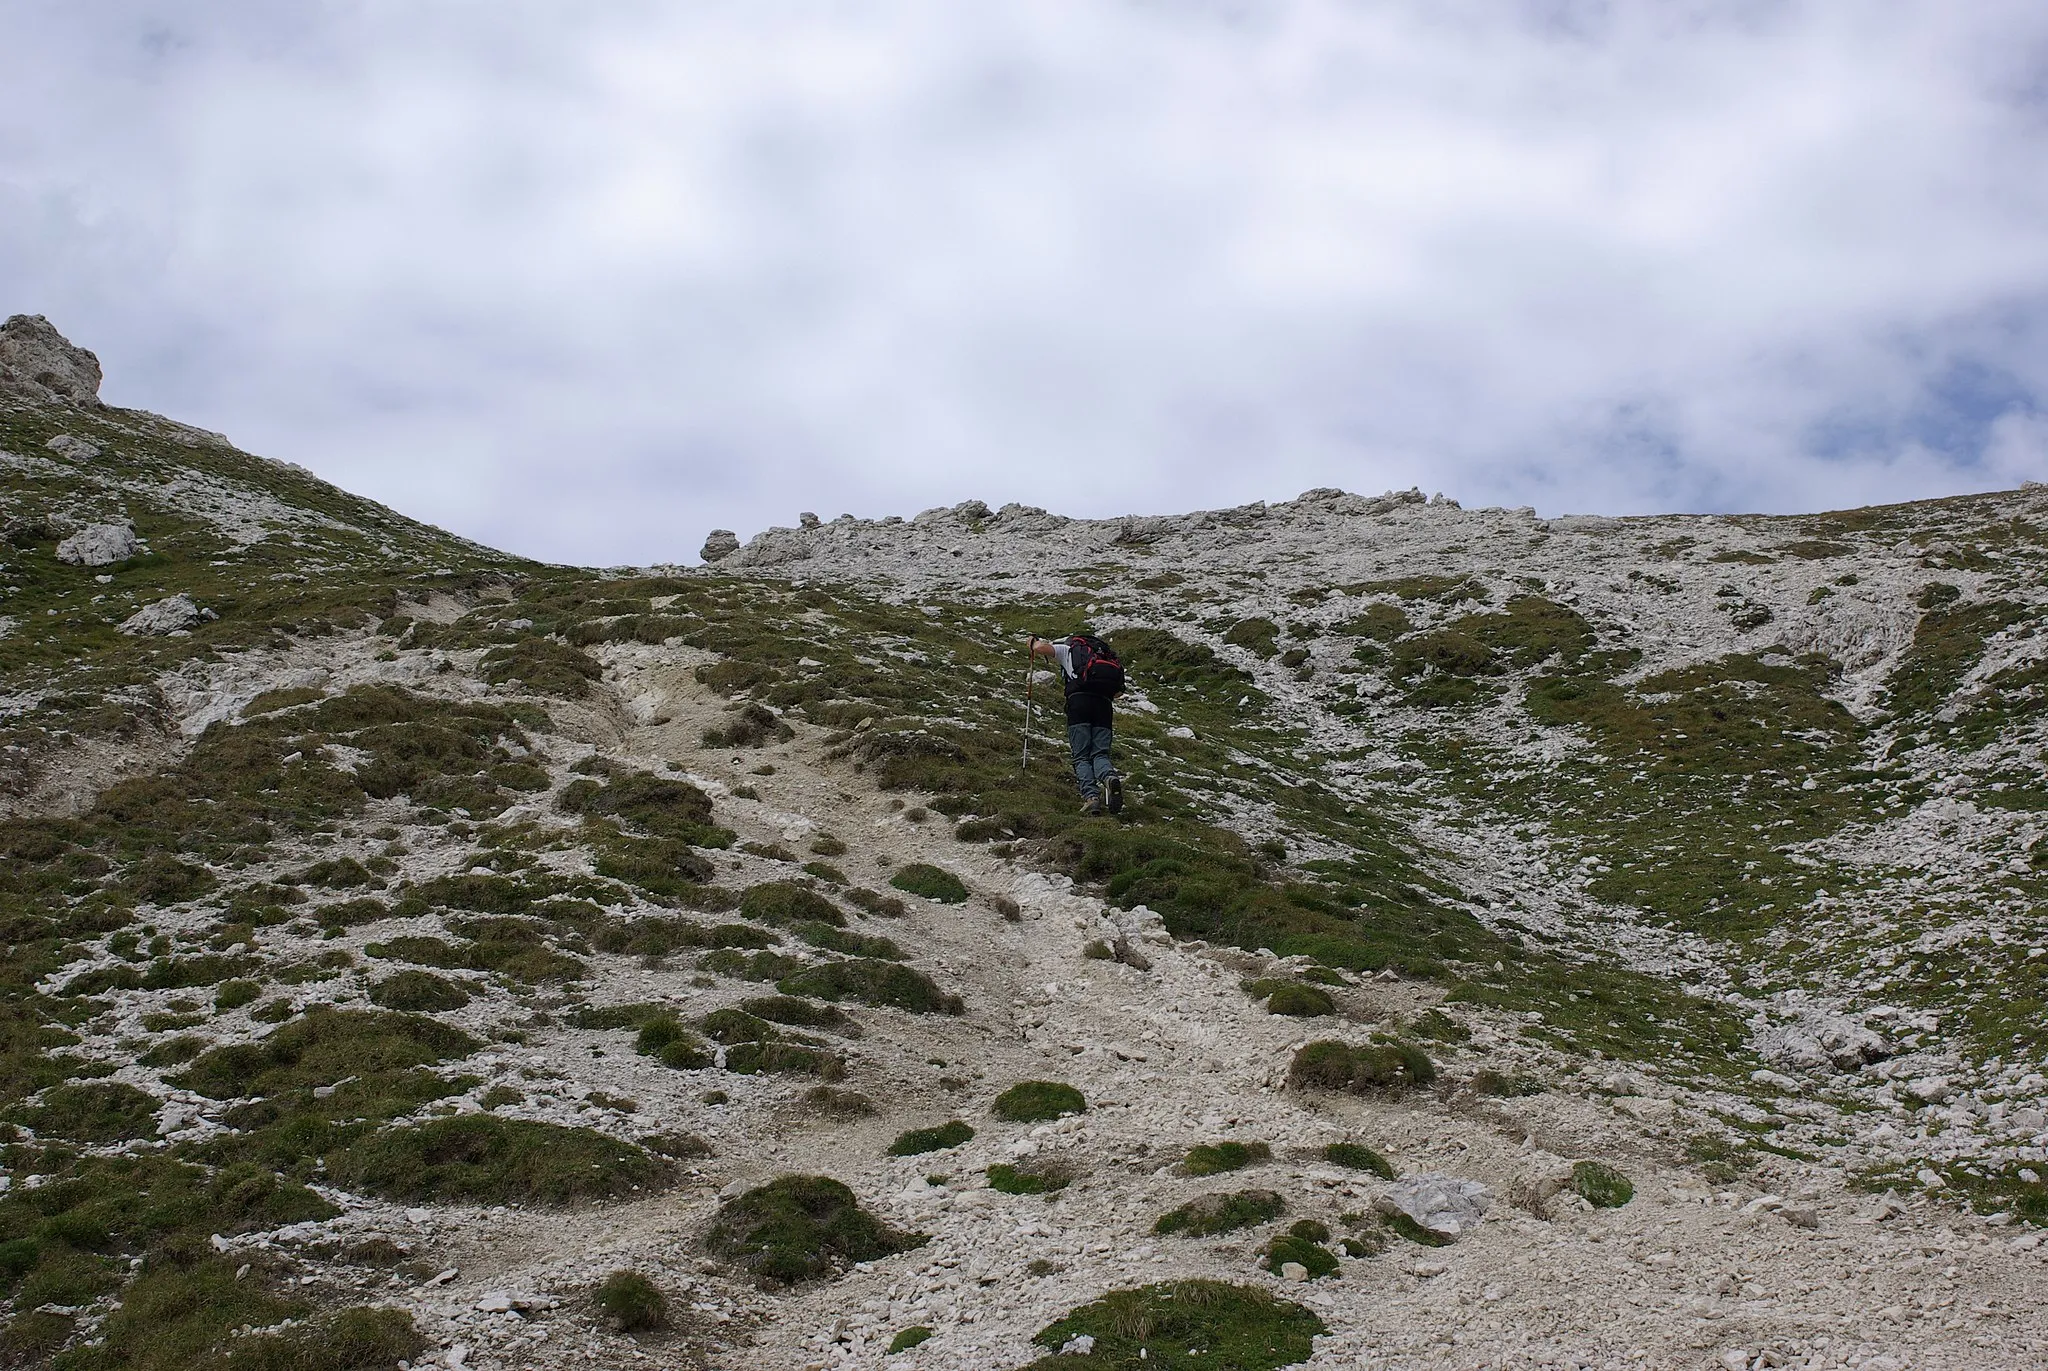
[1065,634,1126,698]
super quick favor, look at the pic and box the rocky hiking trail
[3,318,2048,1371]
[505,645,2047,1371]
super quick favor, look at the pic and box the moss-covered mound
[888,863,969,903]
[559,770,728,845]
[1572,1160,1634,1208]
[777,959,963,1015]
[1025,1279,1325,1370]
[634,1015,715,1070]
[992,1080,1086,1122]
[9,1081,160,1144]
[740,881,845,928]
[190,1306,427,1370]
[481,638,602,698]
[594,1270,668,1334]
[1245,979,1334,1017]
[889,1121,974,1156]
[368,969,471,1012]
[1180,1140,1271,1177]
[174,1009,480,1100]
[704,1175,925,1287]
[987,1159,1075,1195]
[1322,1141,1395,1179]
[1285,1039,1435,1094]
[1153,1189,1286,1238]
[327,1116,671,1205]
[1264,1221,1339,1279]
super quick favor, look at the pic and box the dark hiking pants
[1066,722,1116,800]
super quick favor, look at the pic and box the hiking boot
[1103,775,1123,814]
[1080,793,1104,816]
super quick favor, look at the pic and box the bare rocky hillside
[1,319,2044,1371]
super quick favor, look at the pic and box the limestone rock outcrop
[119,593,208,636]
[0,315,103,407]
[55,522,138,567]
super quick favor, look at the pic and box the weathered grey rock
[1903,1075,1953,1105]
[798,512,821,530]
[1378,1173,1493,1240]
[700,529,741,563]
[730,526,815,566]
[0,315,102,406]
[1757,1005,1890,1076]
[44,434,101,461]
[55,522,137,567]
[120,593,205,636]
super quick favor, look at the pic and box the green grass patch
[986,1159,1075,1195]
[368,970,471,1013]
[889,863,969,904]
[792,921,904,960]
[212,980,262,1012]
[479,638,602,698]
[1025,1279,1324,1371]
[740,881,845,928]
[594,1270,668,1334]
[992,1081,1085,1122]
[777,960,963,1015]
[1322,1142,1395,1179]
[1381,1211,1451,1247]
[1153,1189,1285,1237]
[174,1009,479,1100]
[1471,1069,1545,1097]
[633,1015,714,1070]
[560,771,729,846]
[1223,618,1281,659]
[704,1175,925,1288]
[1572,1160,1634,1208]
[1180,1141,1271,1177]
[739,995,854,1033]
[9,1081,159,1144]
[1286,1040,1435,1094]
[326,1116,670,1205]
[700,948,809,982]
[1264,1229,1338,1279]
[888,1326,934,1353]
[888,1121,974,1156]
[189,1306,427,1371]
[1886,599,2033,719]
[1246,980,1333,1017]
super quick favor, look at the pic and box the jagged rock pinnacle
[0,314,103,407]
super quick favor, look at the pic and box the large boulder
[1376,1173,1492,1241]
[55,522,138,567]
[700,529,740,563]
[0,315,103,406]
[120,594,207,636]
[1755,1002,1891,1077]
[45,434,101,461]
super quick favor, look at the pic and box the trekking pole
[1021,637,1037,769]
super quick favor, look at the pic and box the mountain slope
[0,322,2044,1371]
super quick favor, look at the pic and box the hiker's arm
[1028,636,1056,660]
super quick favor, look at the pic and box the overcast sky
[4,2,2046,565]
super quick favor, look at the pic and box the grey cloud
[2,1,2045,564]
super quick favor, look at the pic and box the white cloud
[2,0,2045,562]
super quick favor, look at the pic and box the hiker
[1029,632,1125,815]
